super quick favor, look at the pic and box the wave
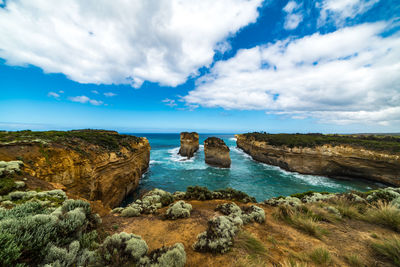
[231,146,253,159]
[167,147,195,162]
[149,160,162,165]
[229,137,237,141]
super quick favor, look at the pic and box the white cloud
[318,0,380,26]
[184,22,400,126]
[91,90,99,94]
[69,95,103,106]
[48,92,60,98]
[104,92,116,97]
[162,98,177,107]
[0,0,262,88]
[58,90,64,94]
[283,1,303,30]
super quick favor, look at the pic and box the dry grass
[308,247,332,266]
[371,237,400,266]
[364,202,400,232]
[344,253,364,267]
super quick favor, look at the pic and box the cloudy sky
[1,0,399,133]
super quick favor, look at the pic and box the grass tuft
[364,202,400,232]
[235,231,267,260]
[345,253,364,267]
[308,247,332,266]
[371,237,400,265]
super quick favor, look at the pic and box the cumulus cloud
[69,95,103,106]
[283,1,303,30]
[0,0,262,88]
[47,92,60,98]
[91,90,99,94]
[318,0,380,26]
[184,22,400,126]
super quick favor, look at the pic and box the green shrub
[193,215,240,254]
[185,186,213,200]
[0,232,21,266]
[139,243,186,267]
[121,206,141,217]
[345,253,364,267]
[371,238,400,266]
[97,232,148,265]
[165,200,192,220]
[79,230,99,250]
[241,205,265,224]
[0,177,16,195]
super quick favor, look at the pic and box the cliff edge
[236,133,400,186]
[0,129,150,208]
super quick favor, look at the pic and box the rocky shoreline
[236,133,400,186]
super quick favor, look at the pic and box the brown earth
[236,134,400,186]
[100,199,399,267]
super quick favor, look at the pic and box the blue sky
[0,0,399,133]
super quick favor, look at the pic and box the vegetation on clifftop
[0,129,142,152]
[241,132,400,153]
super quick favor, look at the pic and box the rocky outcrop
[236,134,400,186]
[0,130,150,208]
[178,132,199,158]
[204,137,231,168]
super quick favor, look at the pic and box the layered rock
[204,137,231,168]
[0,130,150,208]
[236,133,400,186]
[178,132,199,158]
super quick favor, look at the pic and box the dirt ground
[100,200,399,267]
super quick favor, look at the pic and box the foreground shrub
[193,216,240,253]
[97,232,148,265]
[165,200,192,220]
[0,177,16,195]
[0,232,21,266]
[371,237,400,266]
[139,243,186,267]
[185,186,256,202]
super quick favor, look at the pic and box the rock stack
[204,137,231,168]
[178,132,199,158]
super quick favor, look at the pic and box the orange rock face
[0,130,150,208]
[204,137,231,168]
[178,132,199,158]
[236,134,400,186]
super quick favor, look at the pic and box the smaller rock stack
[204,137,231,168]
[178,132,199,158]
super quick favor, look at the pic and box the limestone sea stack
[204,137,231,168]
[179,132,199,158]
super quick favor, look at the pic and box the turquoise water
[126,133,381,202]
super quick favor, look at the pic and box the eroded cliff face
[0,130,150,208]
[236,134,400,186]
[204,137,231,168]
[178,132,199,158]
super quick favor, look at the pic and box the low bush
[0,177,16,195]
[139,243,186,267]
[165,200,192,220]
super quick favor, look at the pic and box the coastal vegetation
[0,129,141,152]
[241,132,400,153]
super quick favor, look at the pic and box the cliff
[204,137,231,168]
[236,133,400,186]
[0,130,150,208]
[178,132,199,158]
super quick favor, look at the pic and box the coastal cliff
[0,130,150,208]
[178,132,199,158]
[204,137,231,168]
[236,133,400,186]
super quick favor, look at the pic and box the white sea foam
[231,146,252,159]
[150,160,162,165]
[229,137,237,141]
[168,147,195,162]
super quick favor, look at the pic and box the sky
[0,0,399,133]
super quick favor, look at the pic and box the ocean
[124,133,381,203]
